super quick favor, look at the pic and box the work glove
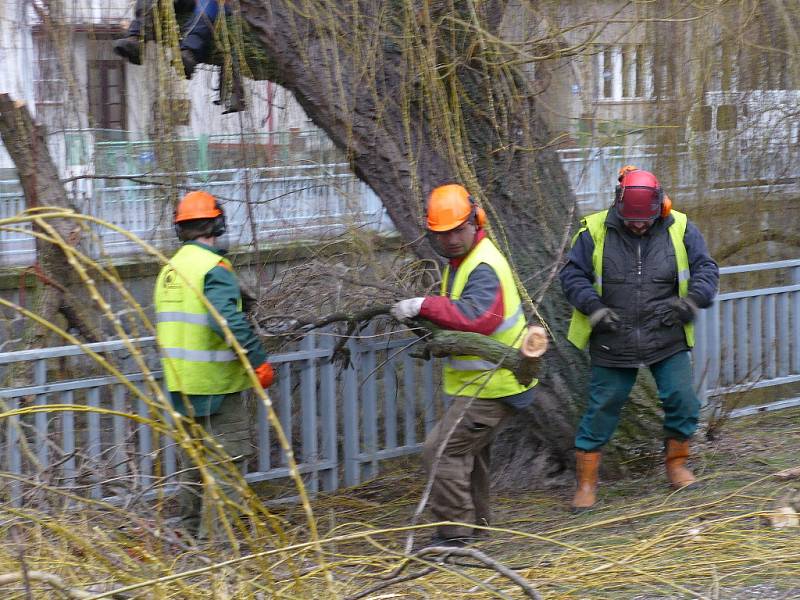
[666,296,698,325]
[390,297,425,321]
[589,307,622,334]
[254,361,275,389]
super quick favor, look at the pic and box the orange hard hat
[427,184,484,231]
[174,191,222,223]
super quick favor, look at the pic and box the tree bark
[232,1,585,485]
[0,94,101,354]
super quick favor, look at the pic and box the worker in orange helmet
[391,184,537,548]
[154,190,274,539]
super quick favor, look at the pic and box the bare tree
[0,95,101,352]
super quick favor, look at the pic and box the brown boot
[180,49,198,79]
[112,36,142,65]
[571,450,601,512]
[665,438,696,489]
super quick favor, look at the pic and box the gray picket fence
[1,259,800,506]
[0,330,441,506]
[694,258,800,417]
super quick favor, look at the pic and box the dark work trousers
[422,395,512,539]
[176,392,253,539]
[575,351,700,451]
[128,0,220,61]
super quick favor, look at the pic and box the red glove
[254,362,275,389]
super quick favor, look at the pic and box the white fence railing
[557,141,800,212]
[3,136,800,265]
[0,167,391,265]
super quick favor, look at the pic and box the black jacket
[560,210,719,368]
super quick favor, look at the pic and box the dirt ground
[285,405,800,599]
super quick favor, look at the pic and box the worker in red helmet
[391,184,538,547]
[559,167,719,511]
[154,190,274,539]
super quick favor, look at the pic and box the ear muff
[661,193,672,218]
[211,209,227,237]
[173,204,227,238]
[468,195,487,229]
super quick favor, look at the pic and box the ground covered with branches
[1,405,798,599]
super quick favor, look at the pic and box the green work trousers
[575,351,700,451]
[176,392,254,539]
[422,395,512,539]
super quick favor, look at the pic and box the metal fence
[558,141,800,212]
[694,259,800,418]
[4,131,800,266]
[1,260,799,506]
[0,330,441,506]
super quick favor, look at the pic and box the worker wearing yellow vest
[560,167,719,511]
[391,184,537,547]
[154,190,274,538]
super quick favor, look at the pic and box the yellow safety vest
[154,244,252,395]
[441,237,537,398]
[566,209,694,349]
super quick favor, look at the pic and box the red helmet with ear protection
[615,169,669,221]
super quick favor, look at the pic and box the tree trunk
[235,1,586,485]
[0,95,101,356]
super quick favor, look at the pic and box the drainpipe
[265,81,275,165]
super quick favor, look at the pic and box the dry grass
[4,405,798,599]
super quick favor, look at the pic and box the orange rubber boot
[665,438,696,489]
[571,450,601,512]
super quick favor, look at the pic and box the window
[596,44,653,101]
[33,34,66,129]
[88,59,126,131]
[690,106,713,132]
[716,105,737,130]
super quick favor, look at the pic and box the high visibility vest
[441,237,536,398]
[154,244,252,395]
[566,209,694,349]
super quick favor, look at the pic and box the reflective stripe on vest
[566,209,694,349]
[154,243,252,395]
[156,311,211,326]
[440,237,536,399]
[493,304,524,334]
[161,347,238,362]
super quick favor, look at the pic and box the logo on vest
[161,268,184,302]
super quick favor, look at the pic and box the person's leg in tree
[179,0,220,78]
[112,0,154,64]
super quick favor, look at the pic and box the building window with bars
[33,34,66,129]
[596,44,653,101]
[88,59,126,131]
